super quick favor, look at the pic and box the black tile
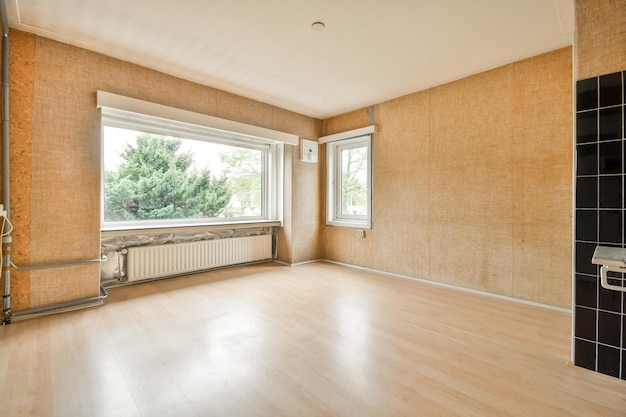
[576,242,598,275]
[576,274,598,308]
[598,345,621,378]
[599,285,623,313]
[577,110,598,143]
[600,72,623,107]
[575,306,597,340]
[622,350,626,380]
[576,177,597,208]
[599,107,622,141]
[599,210,622,244]
[574,338,596,371]
[577,143,598,176]
[599,176,622,208]
[576,210,597,241]
[577,77,598,111]
[598,311,622,347]
[623,318,626,349]
[599,141,621,174]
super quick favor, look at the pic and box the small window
[326,134,372,228]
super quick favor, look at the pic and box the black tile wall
[599,141,621,174]
[599,176,622,208]
[598,345,621,378]
[599,107,622,141]
[575,274,598,308]
[576,177,597,208]
[599,210,622,244]
[575,72,626,380]
[577,77,598,111]
[578,143,598,175]
[577,111,598,143]
[575,210,597,241]
[600,72,623,107]
[574,338,596,371]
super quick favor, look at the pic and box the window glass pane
[340,146,368,216]
[103,126,263,223]
[219,147,263,217]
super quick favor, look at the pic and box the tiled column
[574,71,626,379]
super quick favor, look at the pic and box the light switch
[300,139,318,163]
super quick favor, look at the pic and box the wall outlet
[357,229,365,238]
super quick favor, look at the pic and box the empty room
[1,0,625,416]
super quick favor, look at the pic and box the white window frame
[322,127,374,229]
[97,92,296,231]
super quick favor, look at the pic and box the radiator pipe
[0,0,12,325]
[11,257,105,271]
[10,285,109,321]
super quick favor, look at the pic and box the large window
[98,92,294,230]
[325,132,373,228]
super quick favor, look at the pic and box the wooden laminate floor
[0,262,624,417]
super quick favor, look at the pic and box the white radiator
[126,235,272,282]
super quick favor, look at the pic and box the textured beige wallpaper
[429,65,517,296]
[6,27,575,310]
[8,30,319,309]
[322,48,573,308]
[1,30,35,310]
[576,0,626,80]
[511,49,573,307]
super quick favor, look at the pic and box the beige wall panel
[4,30,36,310]
[29,264,100,308]
[370,93,431,276]
[576,0,626,79]
[15,32,317,308]
[429,65,515,220]
[323,107,374,136]
[277,146,293,263]
[213,89,273,128]
[281,112,322,263]
[29,38,104,305]
[429,65,515,296]
[512,48,572,308]
[323,226,375,267]
[291,155,322,263]
[513,222,572,307]
[376,92,431,173]
[370,168,430,277]
[428,221,514,295]
[322,49,571,307]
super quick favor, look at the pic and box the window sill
[101,220,282,238]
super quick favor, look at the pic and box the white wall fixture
[300,139,318,163]
[591,246,626,293]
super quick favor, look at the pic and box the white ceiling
[7,0,574,119]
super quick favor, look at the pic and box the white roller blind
[97,91,299,146]
[318,125,377,144]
